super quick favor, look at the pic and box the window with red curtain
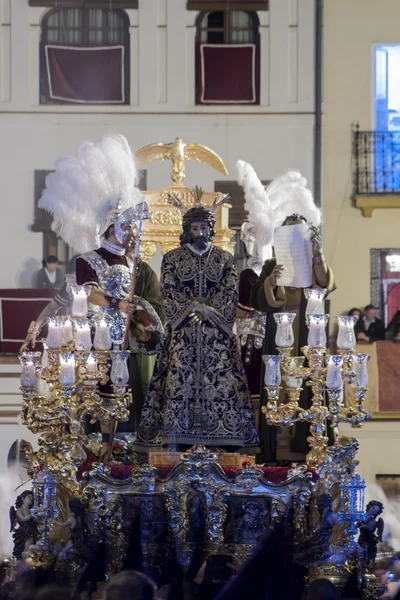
[195,10,260,105]
[40,7,130,104]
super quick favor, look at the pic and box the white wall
[0,0,316,286]
[340,422,400,486]
[323,0,400,320]
[0,364,37,473]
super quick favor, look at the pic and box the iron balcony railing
[353,124,400,195]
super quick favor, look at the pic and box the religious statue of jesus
[134,188,259,453]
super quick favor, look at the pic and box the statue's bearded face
[190,221,210,250]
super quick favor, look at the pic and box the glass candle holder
[304,288,326,316]
[307,314,329,348]
[46,317,63,349]
[61,318,74,346]
[19,352,41,388]
[284,375,303,388]
[59,352,76,386]
[110,350,130,384]
[94,318,112,351]
[274,313,296,348]
[75,319,92,351]
[325,355,344,389]
[337,315,357,351]
[71,286,88,318]
[262,355,282,387]
[353,353,370,387]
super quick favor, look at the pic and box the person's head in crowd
[42,255,59,273]
[34,585,71,600]
[364,304,377,321]
[348,307,362,321]
[105,570,157,600]
[307,578,338,600]
[14,568,57,600]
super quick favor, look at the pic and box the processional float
[13,139,382,599]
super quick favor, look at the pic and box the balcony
[353,124,400,217]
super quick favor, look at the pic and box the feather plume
[236,160,273,263]
[237,162,320,265]
[39,135,141,253]
[267,170,321,229]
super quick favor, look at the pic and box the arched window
[42,8,129,46]
[197,10,259,44]
[195,11,260,105]
[40,7,130,104]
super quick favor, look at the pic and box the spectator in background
[348,307,362,321]
[34,255,63,289]
[355,304,386,343]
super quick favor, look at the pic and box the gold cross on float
[135,138,236,260]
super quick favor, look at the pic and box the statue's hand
[310,226,322,252]
[270,264,284,287]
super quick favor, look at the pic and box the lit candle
[59,353,76,386]
[46,318,62,349]
[274,313,296,348]
[307,314,329,348]
[71,286,88,318]
[110,351,130,384]
[304,289,326,316]
[262,355,282,387]
[353,353,370,387]
[86,353,97,374]
[337,316,357,350]
[94,319,112,350]
[75,319,92,351]
[61,318,73,346]
[19,352,41,388]
[325,355,344,389]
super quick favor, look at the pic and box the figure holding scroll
[237,164,336,463]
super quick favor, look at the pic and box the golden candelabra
[19,305,131,483]
[262,292,372,468]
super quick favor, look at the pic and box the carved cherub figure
[9,490,38,559]
[53,498,87,558]
[357,500,384,563]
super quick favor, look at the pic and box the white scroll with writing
[274,223,313,288]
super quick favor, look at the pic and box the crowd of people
[2,538,400,600]
[348,305,393,343]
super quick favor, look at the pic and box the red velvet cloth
[376,340,400,412]
[43,44,126,103]
[77,455,317,483]
[197,44,259,104]
[0,289,56,353]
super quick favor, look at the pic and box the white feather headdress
[236,161,320,265]
[39,134,143,253]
